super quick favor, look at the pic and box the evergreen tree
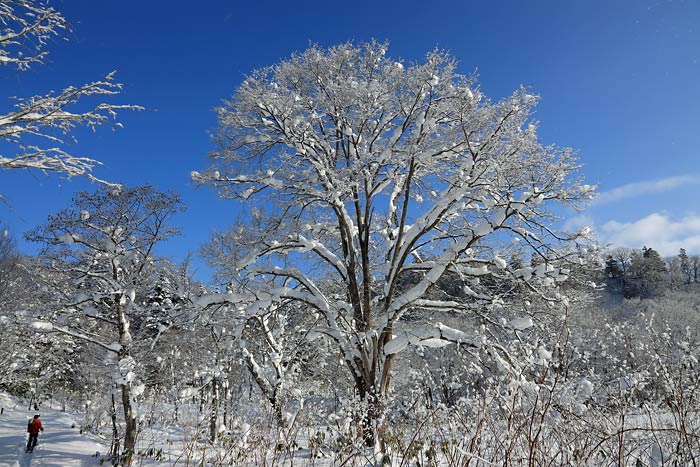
[678,248,691,285]
[627,247,668,299]
[604,254,625,294]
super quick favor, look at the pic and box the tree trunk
[171,362,179,422]
[223,386,229,429]
[116,299,137,466]
[198,381,205,414]
[110,393,120,460]
[273,399,286,429]
[354,345,392,448]
[209,376,219,442]
[121,383,137,466]
[357,389,387,449]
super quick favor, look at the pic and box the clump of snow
[536,346,552,364]
[180,387,198,398]
[473,223,492,236]
[32,321,54,331]
[114,356,136,385]
[509,317,533,331]
[418,338,450,348]
[491,207,506,226]
[132,383,145,398]
[493,255,507,269]
[578,378,593,400]
[57,233,74,244]
[384,334,408,355]
[436,323,469,342]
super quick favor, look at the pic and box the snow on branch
[32,320,121,354]
[0,73,143,183]
[247,264,330,309]
[384,322,480,356]
[236,234,348,281]
[0,0,68,70]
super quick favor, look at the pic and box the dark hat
[33,414,40,419]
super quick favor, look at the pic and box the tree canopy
[196,41,595,446]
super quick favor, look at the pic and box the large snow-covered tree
[0,0,140,193]
[26,185,183,466]
[194,42,594,446]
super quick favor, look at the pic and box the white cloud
[563,214,595,232]
[598,213,700,256]
[592,175,700,206]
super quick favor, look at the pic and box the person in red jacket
[26,414,43,452]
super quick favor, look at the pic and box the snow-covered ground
[0,393,327,466]
[0,394,107,467]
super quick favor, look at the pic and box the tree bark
[357,388,387,449]
[273,398,286,429]
[209,376,219,442]
[116,298,137,466]
[110,393,120,460]
[121,383,137,466]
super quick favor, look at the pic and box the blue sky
[1,0,699,280]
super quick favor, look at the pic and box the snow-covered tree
[0,223,22,306]
[0,229,82,403]
[0,225,29,388]
[678,248,690,284]
[692,255,700,284]
[26,185,183,466]
[194,42,594,446]
[0,0,140,194]
[669,247,693,287]
[236,300,318,427]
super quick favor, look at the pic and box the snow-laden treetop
[194,41,595,401]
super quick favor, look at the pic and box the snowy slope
[0,397,107,467]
